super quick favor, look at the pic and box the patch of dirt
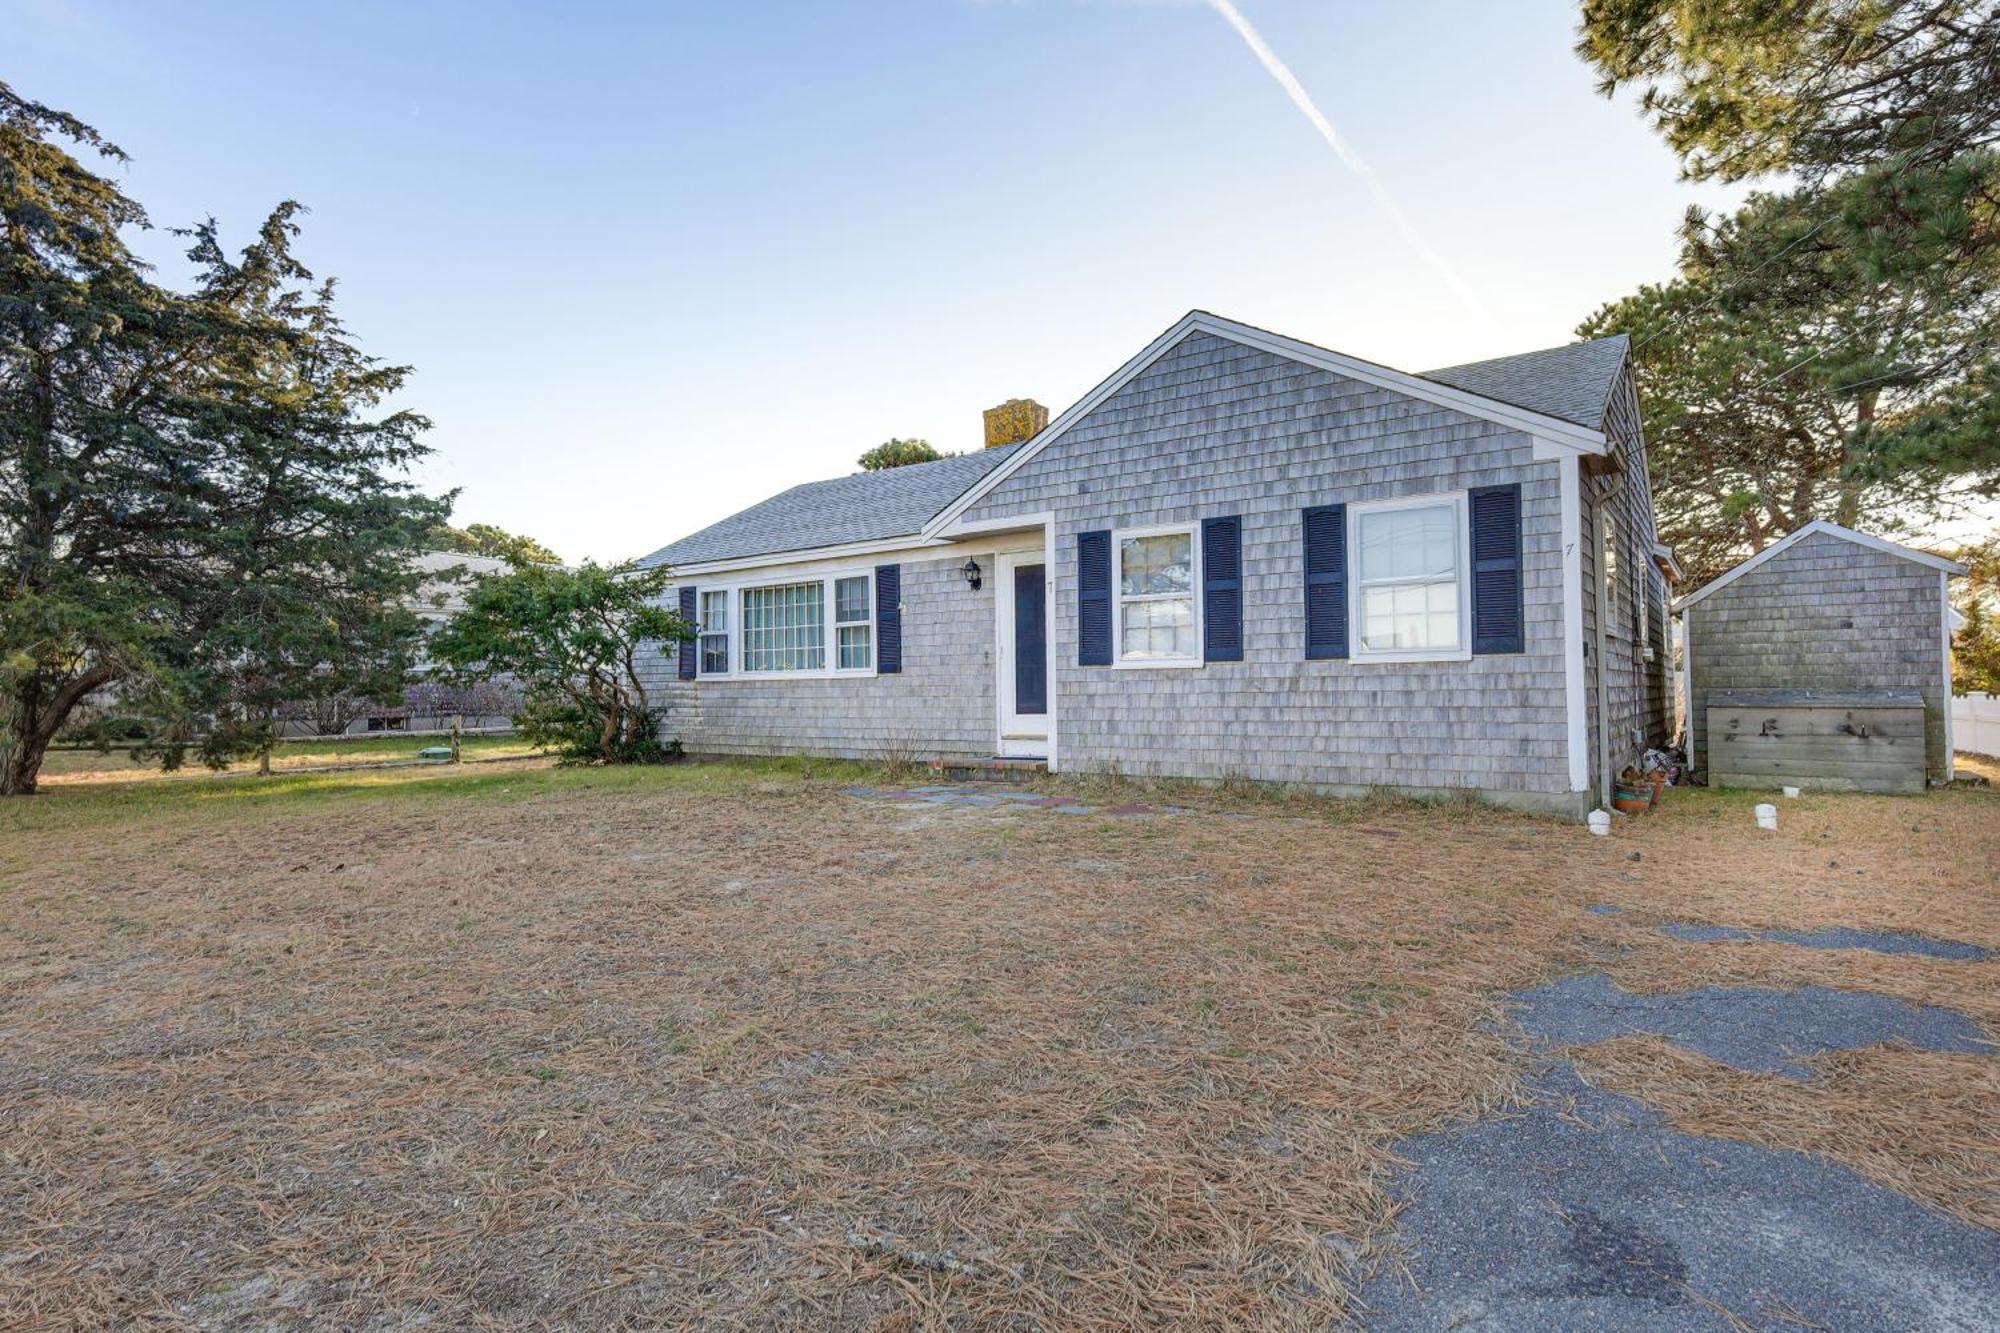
[0,773,1993,1327]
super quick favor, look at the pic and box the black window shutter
[874,564,902,674]
[1202,515,1243,662]
[677,586,698,680]
[1469,484,1524,655]
[1078,529,1112,665]
[1303,505,1347,660]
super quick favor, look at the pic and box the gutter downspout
[1593,480,1616,808]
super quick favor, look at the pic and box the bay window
[1350,492,1470,662]
[1115,525,1199,666]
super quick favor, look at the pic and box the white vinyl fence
[1954,692,2000,758]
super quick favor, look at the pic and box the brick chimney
[982,398,1049,448]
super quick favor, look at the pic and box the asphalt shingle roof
[1420,334,1629,430]
[642,332,1631,570]
[637,445,1023,569]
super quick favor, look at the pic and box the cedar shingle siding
[636,551,1003,763]
[958,331,1577,810]
[634,320,1674,818]
[1685,529,1949,782]
[1580,366,1675,797]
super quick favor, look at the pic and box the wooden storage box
[1705,689,1927,794]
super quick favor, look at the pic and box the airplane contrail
[1205,0,1494,324]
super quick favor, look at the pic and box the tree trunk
[0,732,50,796]
[1836,391,1876,528]
[1,689,55,798]
[0,665,121,796]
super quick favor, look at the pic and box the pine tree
[1,83,447,792]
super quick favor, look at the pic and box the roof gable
[927,311,1609,538]
[640,310,1633,572]
[638,445,1021,571]
[1676,520,1967,611]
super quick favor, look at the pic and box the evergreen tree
[1580,186,1980,583]
[0,83,446,792]
[1951,529,2000,694]
[1577,2,2000,575]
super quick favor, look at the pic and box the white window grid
[835,574,872,671]
[741,581,825,673]
[699,589,731,675]
[1346,491,1472,664]
[684,568,877,679]
[1113,524,1201,668]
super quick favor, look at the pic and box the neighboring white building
[409,550,517,622]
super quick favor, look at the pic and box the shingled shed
[1678,522,1966,792]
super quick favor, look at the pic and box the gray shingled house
[1677,521,1965,792]
[636,311,1678,818]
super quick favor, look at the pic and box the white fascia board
[1214,315,1610,450]
[1675,519,1968,611]
[658,523,1051,584]
[924,310,1608,539]
[659,534,954,580]
[936,511,1055,540]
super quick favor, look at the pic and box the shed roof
[637,446,1022,570]
[1676,520,1967,611]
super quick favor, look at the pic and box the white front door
[995,551,1050,758]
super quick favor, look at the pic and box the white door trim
[1559,455,1589,794]
[994,550,1051,758]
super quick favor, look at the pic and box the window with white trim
[835,574,872,670]
[699,589,731,675]
[1634,542,1649,647]
[1350,493,1470,662]
[1115,526,1199,665]
[697,570,877,678]
[741,581,825,673]
[1602,509,1620,628]
[1640,567,1656,661]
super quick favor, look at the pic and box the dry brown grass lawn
[0,762,1994,1329]
[1957,750,2000,784]
[35,733,541,785]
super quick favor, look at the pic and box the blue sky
[9,0,1753,563]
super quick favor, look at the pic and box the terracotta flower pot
[1612,784,1650,815]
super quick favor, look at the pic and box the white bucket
[1781,786,1801,799]
[1587,809,1612,837]
[1755,803,1778,830]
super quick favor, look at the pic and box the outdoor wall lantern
[961,557,983,591]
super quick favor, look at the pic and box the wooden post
[451,714,463,764]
